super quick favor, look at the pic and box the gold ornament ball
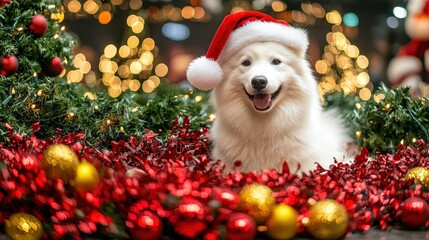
[307,199,349,240]
[6,213,43,240]
[42,144,79,182]
[238,183,275,223]
[405,167,429,187]
[266,204,298,240]
[75,159,99,191]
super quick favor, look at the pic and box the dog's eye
[272,59,281,65]
[241,60,251,67]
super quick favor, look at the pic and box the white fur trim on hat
[186,56,223,90]
[387,56,422,84]
[218,21,309,63]
[407,0,425,14]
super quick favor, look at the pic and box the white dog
[186,12,351,173]
[210,41,350,173]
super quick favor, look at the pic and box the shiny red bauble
[29,14,48,37]
[128,211,162,240]
[0,55,19,76]
[226,213,256,240]
[0,0,11,7]
[44,56,64,77]
[400,197,429,229]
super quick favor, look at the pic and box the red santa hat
[186,11,309,90]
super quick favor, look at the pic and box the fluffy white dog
[186,11,351,173]
[211,41,350,173]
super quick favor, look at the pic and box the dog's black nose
[251,76,268,91]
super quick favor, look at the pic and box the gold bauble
[6,213,43,240]
[42,144,79,182]
[405,167,429,187]
[75,159,99,191]
[307,199,349,240]
[266,204,298,240]
[238,183,275,223]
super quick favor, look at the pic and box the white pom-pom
[186,56,223,90]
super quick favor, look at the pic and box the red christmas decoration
[43,56,64,77]
[0,55,18,76]
[169,197,208,239]
[226,213,256,240]
[400,197,429,228]
[29,14,48,37]
[0,0,11,7]
[1,118,429,238]
[128,211,162,240]
[212,187,239,209]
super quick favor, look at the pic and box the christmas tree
[0,0,209,147]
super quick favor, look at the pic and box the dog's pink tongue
[253,94,271,110]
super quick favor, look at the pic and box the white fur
[210,42,351,174]
[187,57,223,90]
[405,0,429,41]
[387,56,422,84]
[407,0,426,14]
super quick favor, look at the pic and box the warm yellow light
[119,45,131,58]
[356,55,369,69]
[127,15,138,27]
[359,88,371,101]
[68,0,81,13]
[194,7,205,19]
[356,131,361,137]
[129,79,141,92]
[84,72,97,88]
[182,6,195,19]
[374,93,385,103]
[155,63,168,77]
[271,0,286,12]
[118,65,130,78]
[108,86,122,98]
[98,11,112,24]
[345,45,359,58]
[84,92,97,100]
[356,72,370,87]
[83,0,99,14]
[142,80,154,93]
[131,21,144,33]
[195,95,203,102]
[130,61,142,74]
[140,51,153,65]
[130,0,142,10]
[312,3,325,18]
[127,36,140,48]
[326,10,342,25]
[51,12,65,23]
[99,59,113,73]
[315,60,328,74]
[80,61,91,74]
[148,75,160,88]
[142,38,155,51]
[104,44,117,58]
[111,76,121,86]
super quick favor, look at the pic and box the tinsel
[0,117,429,239]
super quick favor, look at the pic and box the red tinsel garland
[0,117,428,239]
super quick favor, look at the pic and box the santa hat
[186,11,309,90]
[407,0,429,15]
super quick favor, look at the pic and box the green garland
[324,85,429,154]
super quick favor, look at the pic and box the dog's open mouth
[244,86,282,111]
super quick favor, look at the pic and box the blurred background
[58,0,418,101]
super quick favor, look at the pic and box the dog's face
[214,41,315,117]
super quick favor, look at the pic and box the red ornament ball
[213,188,239,209]
[0,55,18,76]
[44,56,64,77]
[170,198,207,238]
[226,213,256,240]
[0,0,11,7]
[400,197,429,229]
[29,14,48,37]
[129,211,162,240]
